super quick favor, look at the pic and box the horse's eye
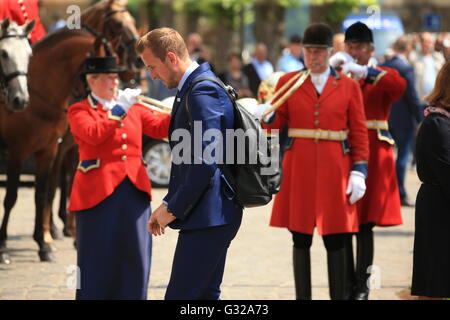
[1,50,8,59]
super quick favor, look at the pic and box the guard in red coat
[330,22,406,299]
[258,23,369,300]
[0,0,46,43]
[68,56,170,300]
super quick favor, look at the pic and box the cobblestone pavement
[0,169,419,300]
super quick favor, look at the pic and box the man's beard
[165,72,178,89]
[162,64,179,89]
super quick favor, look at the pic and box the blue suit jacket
[381,55,424,131]
[164,63,241,230]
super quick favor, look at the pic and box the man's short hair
[289,34,302,44]
[392,36,409,53]
[227,51,243,62]
[135,27,189,61]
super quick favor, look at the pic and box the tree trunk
[146,0,160,31]
[253,0,286,66]
[208,21,235,75]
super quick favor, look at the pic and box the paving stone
[0,169,419,300]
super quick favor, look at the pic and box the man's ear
[166,52,177,65]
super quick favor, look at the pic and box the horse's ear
[24,20,36,35]
[1,18,10,33]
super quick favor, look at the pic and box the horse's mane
[32,28,92,53]
[81,0,126,28]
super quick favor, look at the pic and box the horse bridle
[103,8,140,67]
[25,8,139,113]
[0,33,29,86]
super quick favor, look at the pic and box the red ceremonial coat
[356,66,406,226]
[0,0,46,43]
[263,69,369,235]
[67,95,170,212]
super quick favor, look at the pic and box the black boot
[327,247,353,300]
[354,225,374,300]
[345,237,356,299]
[293,247,311,300]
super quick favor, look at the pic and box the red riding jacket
[68,95,170,212]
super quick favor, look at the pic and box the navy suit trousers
[165,209,243,300]
[75,177,151,300]
[390,126,414,198]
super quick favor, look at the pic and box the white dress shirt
[91,92,117,110]
[310,68,330,95]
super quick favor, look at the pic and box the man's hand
[329,51,354,69]
[346,171,366,204]
[341,62,368,81]
[116,88,142,112]
[148,203,176,236]
[254,103,274,122]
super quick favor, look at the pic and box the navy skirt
[75,177,152,300]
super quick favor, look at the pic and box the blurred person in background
[410,32,445,101]
[276,34,304,73]
[243,43,274,97]
[187,32,215,73]
[219,51,253,98]
[381,36,424,207]
[412,60,450,300]
[332,33,345,55]
[49,12,66,32]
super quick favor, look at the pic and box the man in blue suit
[136,28,243,300]
[381,36,424,207]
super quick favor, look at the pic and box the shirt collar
[177,61,200,91]
[397,54,409,63]
[91,92,117,110]
[311,67,330,80]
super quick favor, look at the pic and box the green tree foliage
[172,0,300,28]
[309,0,378,27]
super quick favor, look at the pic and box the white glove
[346,171,366,205]
[116,88,142,112]
[329,51,354,68]
[254,103,274,122]
[341,62,368,81]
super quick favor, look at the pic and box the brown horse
[0,0,140,264]
[0,28,95,264]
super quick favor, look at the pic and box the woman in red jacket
[68,56,170,300]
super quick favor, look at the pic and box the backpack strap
[184,77,237,128]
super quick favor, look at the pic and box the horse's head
[0,18,35,111]
[82,0,143,73]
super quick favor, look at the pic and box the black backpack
[185,77,280,208]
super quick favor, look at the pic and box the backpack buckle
[224,85,238,100]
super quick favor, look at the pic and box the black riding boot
[354,225,374,300]
[345,237,356,299]
[327,247,353,300]
[293,247,311,300]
